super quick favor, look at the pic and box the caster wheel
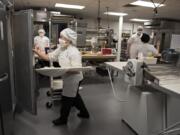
[46,102,52,108]
[46,91,51,97]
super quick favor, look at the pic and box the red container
[101,48,112,55]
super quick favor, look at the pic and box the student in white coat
[33,28,89,126]
[34,29,50,52]
[127,26,144,58]
[137,33,158,57]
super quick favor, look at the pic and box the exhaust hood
[144,18,180,29]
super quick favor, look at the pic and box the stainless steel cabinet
[13,9,37,115]
[0,106,4,135]
[0,9,13,135]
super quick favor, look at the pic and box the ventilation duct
[144,18,180,29]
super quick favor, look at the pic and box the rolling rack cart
[34,57,63,108]
[35,66,94,108]
[46,77,63,108]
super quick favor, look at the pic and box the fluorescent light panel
[55,3,85,9]
[130,18,150,22]
[104,12,128,16]
[50,11,61,14]
[130,0,165,8]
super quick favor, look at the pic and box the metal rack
[46,78,63,108]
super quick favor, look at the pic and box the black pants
[59,81,89,122]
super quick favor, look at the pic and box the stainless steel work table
[106,62,180,134]
[145,64,180,98]
[144,64,180,134]
[105,62,180,99]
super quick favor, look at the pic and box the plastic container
[143,57,157,64]
[52,79,63,90]
[101,48,112,55]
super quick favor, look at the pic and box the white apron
[49,45,83,97]
[128,34,142,59]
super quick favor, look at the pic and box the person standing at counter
[33,28,90,126]
[127,26,144,58]
[137,33,158,57]
[34,29,50,53]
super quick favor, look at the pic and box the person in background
[127,26,144,59]
[137,33,158,58]
[34,29,50,53]
[33,28,89,126]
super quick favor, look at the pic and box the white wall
[83,18,151,37]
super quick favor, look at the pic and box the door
[13,9,37,115]
[0,9,13,135]
[0,105,4,135]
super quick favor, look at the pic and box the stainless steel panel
[0,10,13,135]
[144,64,180,98]
[0,9,12,113]
[6,11,15,112]
[122,87,163,135]
[13,9,37,115]
[0,106,4,135]
[0,21,3,40]
[167,96,180,131]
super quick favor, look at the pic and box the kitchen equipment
[162,49,179,63]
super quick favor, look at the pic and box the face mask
[59,39,68,47]
[137,31,142,36]
[39,33,44,37]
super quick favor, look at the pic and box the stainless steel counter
[105,62,180,134]
[145,64,180,98]
[105,62,180,97]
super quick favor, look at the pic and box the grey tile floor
[13,76,136,135]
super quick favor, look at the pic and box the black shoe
[74,94,90,119]
[77,113,90,119]
[52,118,67,126]
[52,96,74,126]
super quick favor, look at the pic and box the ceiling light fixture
[130,18,150,22]
[50,11,61,15]
[130,0,165,8]
[104,12,128,16]
[55,3,85,10]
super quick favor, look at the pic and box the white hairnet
[137,26,143,31]
[38,29,45,34]
[60,28,77,45]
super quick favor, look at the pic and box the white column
[117,16,123,61]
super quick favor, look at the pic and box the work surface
[82,54,116,60]
[146,64,180,97]
[105,62,180,98]
[105,62,127,71]
[35,66,94,77]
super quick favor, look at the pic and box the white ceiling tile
[14,0,180,21]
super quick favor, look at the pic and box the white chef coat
[128,33,143,59]
[34,36,50,51]
[48,45,83,97]
[137,43,158,57]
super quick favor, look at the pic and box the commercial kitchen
[0,0,180,135]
